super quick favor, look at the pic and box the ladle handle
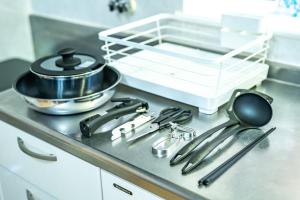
[198,127,276,186]
[181,126,258,175]
[170,120,237,166]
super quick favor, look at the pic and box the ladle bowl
[233,93,273,127]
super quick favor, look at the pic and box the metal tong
[80,98,148,137]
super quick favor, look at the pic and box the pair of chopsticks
[198,127,276,186]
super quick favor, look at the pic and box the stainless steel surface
[0,79,300,200]
[127,123,160,142]
[13,67,121,115]
[111,114,155,141]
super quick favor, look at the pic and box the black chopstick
[198,127,276,186]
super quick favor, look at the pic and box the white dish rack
[99,14,272,114]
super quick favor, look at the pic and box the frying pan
[14,67,121,115]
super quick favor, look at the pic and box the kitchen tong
[80,98,148,137]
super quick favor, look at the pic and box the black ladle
[170,89,273,166]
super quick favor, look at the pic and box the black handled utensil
[181,126,258,174]
[170,89,273,166]
[80,98,148,137]
[198,127,276,186]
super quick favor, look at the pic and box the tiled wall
[0,0,34,62]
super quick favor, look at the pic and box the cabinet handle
[17,137,57,161]
[113,183,133,196]
[26,189,35,200]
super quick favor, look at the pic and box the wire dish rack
[99,14,272,114]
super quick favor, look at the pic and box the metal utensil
[170,89,273,166]
[127,107,192,142]
[152,123,196,158]
[111,114,155,141]
[198,127,276,186]
[182,126,259,174]
[80,98,149,137]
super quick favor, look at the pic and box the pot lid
[30,48,102,77]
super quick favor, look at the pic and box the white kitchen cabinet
[0,120,102,200]
[0,166,56,200]
[101,169,164,200]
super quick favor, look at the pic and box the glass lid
[30,48,102,77]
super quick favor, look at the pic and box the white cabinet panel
[101,170,164,200]
[0,166,56,200]
[0,120,102,200]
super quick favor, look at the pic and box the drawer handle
[113,183,133,196]
[26,189,35,200]
[17,137,57,162]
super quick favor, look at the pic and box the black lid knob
[55,48,81,70]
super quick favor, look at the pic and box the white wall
[0,0,34,62]
[31,0,182,28]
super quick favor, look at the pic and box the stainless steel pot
[30,48,106,98]
[14,64,121,115]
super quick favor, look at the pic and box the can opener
[80,98,149,137]
[152,123,196,158]
[111,114,155,141]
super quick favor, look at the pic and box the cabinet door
[0,166,56,200]
[0,120,102,200]
[101,170,164,200]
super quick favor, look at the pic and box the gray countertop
[0,79,300,200]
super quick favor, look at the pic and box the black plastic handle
[198,127,276,186]
[80,103,143,137]
[170,119,237,166]
[181,126,257,174]
[17,137,57,162]
[153,107,180,124]
[159,109,192,128]
[55,48,81,69]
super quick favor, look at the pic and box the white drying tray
[99,14,271,114]
[109,43,269,114]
